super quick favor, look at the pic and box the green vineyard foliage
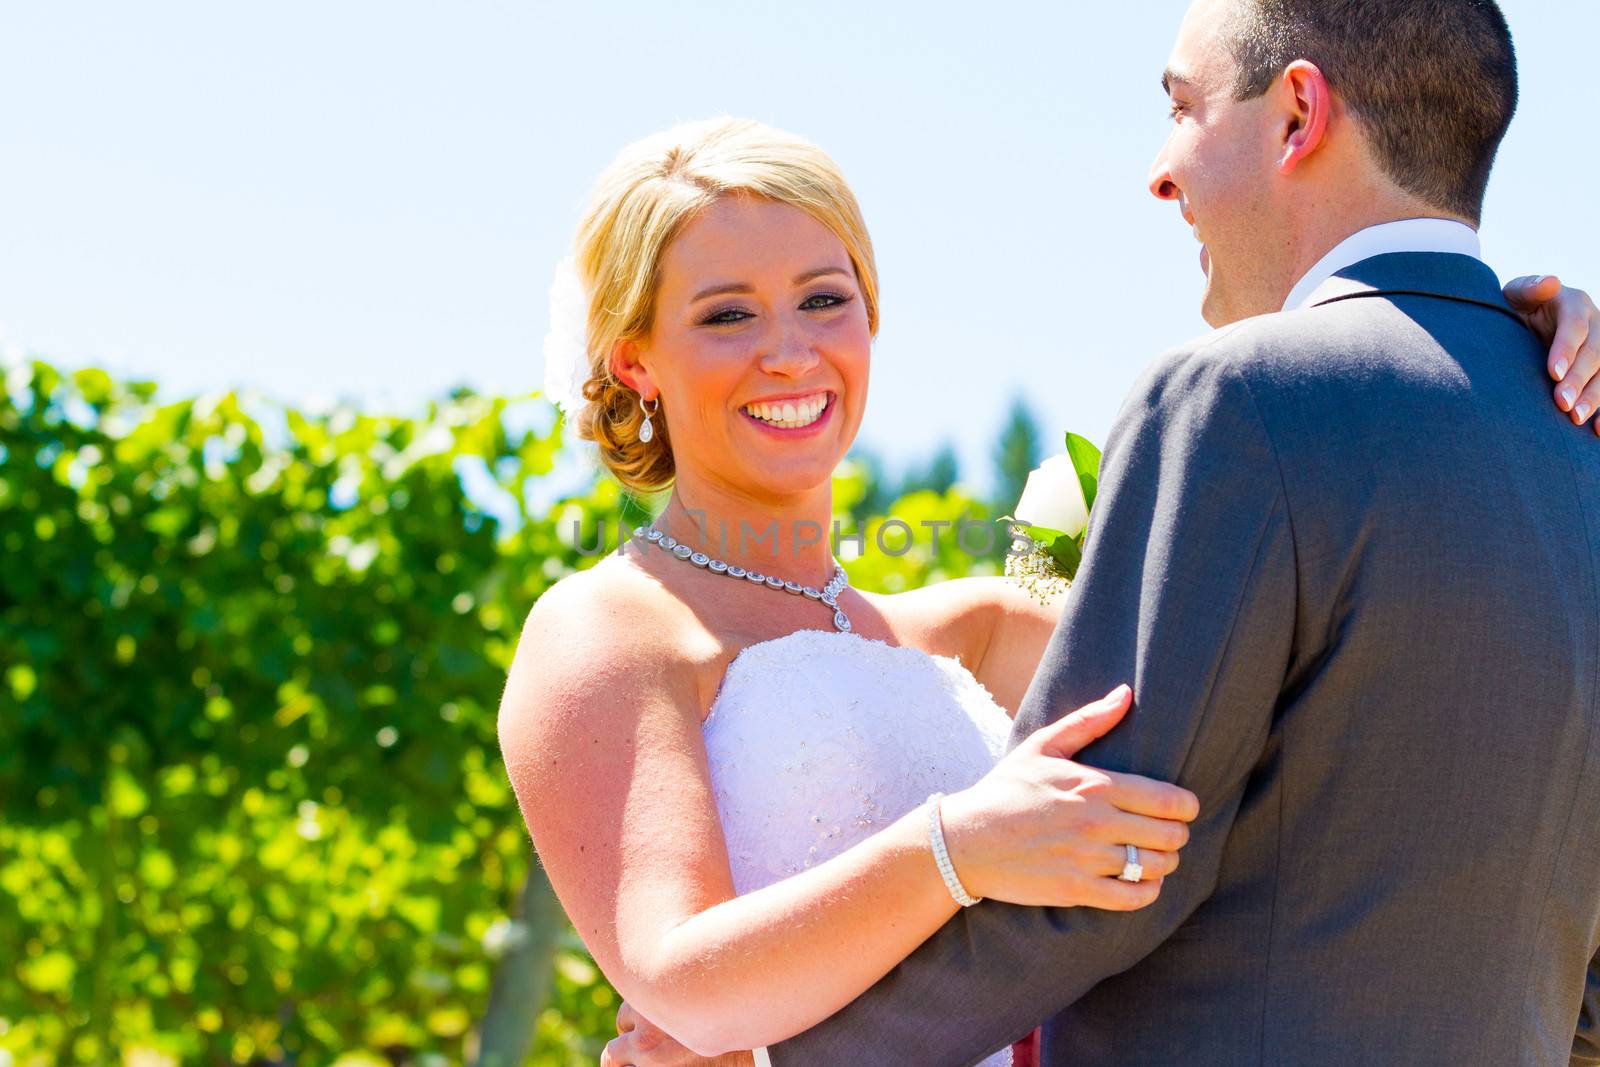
[0,359,1004,1065]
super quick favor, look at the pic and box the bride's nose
[758,314,822,377]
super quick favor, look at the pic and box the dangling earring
[638,394,659,443]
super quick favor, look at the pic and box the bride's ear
[609,338,659,401]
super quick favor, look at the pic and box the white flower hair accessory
[541,257,592,416]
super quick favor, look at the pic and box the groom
[768,0,1600,1063]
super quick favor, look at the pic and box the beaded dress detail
[703,628,1015,1067]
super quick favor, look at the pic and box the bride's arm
[497,571,975,1056]
[498,571,1192,1057]
[498,574,965,1055]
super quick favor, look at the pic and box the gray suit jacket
[770,253,1600,1066]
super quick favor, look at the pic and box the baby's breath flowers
[1005,541,1072,604]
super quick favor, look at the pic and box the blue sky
[2,1,1595,495]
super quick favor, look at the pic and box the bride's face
[630,195,871,500]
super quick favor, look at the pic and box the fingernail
[1532,275,1550,286]
[1561,386,1577,406]
[1554,360,1569,379]
[1578,403,1593,422]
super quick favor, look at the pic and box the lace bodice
[703,628,1015,1067]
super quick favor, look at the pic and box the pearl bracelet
[926,792,982,907]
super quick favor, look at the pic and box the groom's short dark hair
[1227,0,1516,223]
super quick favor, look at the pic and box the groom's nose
[1148,142,1180,202]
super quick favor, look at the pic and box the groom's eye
[1168,101,1188,120]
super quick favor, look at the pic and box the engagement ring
[1119,844,1144,883]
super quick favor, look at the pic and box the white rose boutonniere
[1004,432,1102,601]
[1016,454,1089,539]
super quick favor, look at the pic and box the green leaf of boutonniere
[1064,432,1101,513]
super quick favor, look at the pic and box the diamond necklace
[635,525,853,633]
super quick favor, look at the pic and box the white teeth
[744,392,830,428]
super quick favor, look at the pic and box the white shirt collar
[1281,218,1481,312]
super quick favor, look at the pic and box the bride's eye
[801,292,850,311]
[702,306,753,326]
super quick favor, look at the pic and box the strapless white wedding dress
[703,628,1016,1067]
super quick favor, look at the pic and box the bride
[497,118,1600,1067]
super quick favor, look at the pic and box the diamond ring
[1118,844,1144,883]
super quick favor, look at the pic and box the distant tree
[841,446,895,522]
[898,442,960,498]
[992,396,1042,513]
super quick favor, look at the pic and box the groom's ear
[1276,59,1333,174]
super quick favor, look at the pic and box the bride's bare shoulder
[515,556,697,671]
[873,576,1062,714]
[500,555,702,728]
[882,575,1058,648]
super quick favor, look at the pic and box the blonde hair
[570,117,879,493]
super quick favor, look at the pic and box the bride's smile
[740,390,833,432]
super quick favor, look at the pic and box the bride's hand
[1503,275,1599,432]
[600,1001,755,1067]
[939,685,1200,910]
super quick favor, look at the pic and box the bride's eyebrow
[793,266,852,285]
[690,282,754,303]
[689,266,853,304]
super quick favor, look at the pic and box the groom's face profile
[1150,0,1518,328]
[1150,0,1288,327]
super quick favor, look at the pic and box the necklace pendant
[640,525,854,634]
